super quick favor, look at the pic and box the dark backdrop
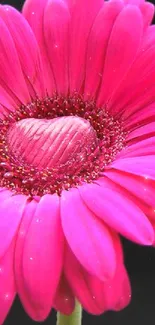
[1,0,155,324]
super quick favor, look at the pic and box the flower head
[0,0,155,323]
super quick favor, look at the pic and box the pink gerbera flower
[1,0,155,323]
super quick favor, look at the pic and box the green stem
[56,301,82,325]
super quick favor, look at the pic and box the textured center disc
[7,116,99,170]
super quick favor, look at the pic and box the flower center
[7,116,98,170]
[0,94,126,197]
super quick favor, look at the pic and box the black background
[1,0,155,324]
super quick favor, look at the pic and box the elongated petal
[53,275,75,315]
[103,264,131,311]
[105,170,155,209]
[0,189,12,202]
[22,0,48,40]
[126,122,155,141]
[0,17,30,104]
[15,200,39,321]
[110,44,155,117]
[140,1,154,27]
[92,234,131,311]
[0,240,16,324]
[118,137,155,159]
[122,86,155,120]
[69,0,103,92]
[125,103,155,130]
[23,0,55,94]
[44,0,70,95]
[65,234,130,313]
[123,0,144,5]
[64,246,105,315]
[97,5,143,106]
[84,0,124,100]
[0,5,45,98]
[65,0,74,10]
[61,188,116,280]
[111,155,155,179]
[79,180,154,245]
[0,85,18,118]
[22,195,64,320]
[140,26,155,52]
[126,0,155,26]
[0,194,27,258]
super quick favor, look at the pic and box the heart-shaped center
[7,116,98,171]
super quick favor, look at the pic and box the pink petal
[0,194,27,258]
[23,0,55,94]
[85,234,130,312]
[53,275,75,315]
[0,187,7,193]
[125,0,155,27]
[0,189,12,202]
[0,17,30,104]
[22,194,64,320]
[0,85,18,118]
[44,0,70,95]
[105,170,155,209]
[65,235,130,313]
[140,2,154,28]
[125,103,155,130]
[140,26,155,52]
[151,221,155,246]
[110,44,155,117]
[65,0,73,8]
[61,188,116,281]
[126,122,155,141]
[104,170,155,223]
[118,137,155,159]
[84,0,124,100]
[103,264,131,311]
[123,0,144,5]
[0,240,16,324]
[111,155,155,179]
[15,199,39,321]
[64,245,105,315]
[79,180,154,245]
[97,5,143,107]
[97,233,131,311]
[69,0,103,92]
[122,85,155,120]
[22,0,48,40]
[0,5,46,98]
